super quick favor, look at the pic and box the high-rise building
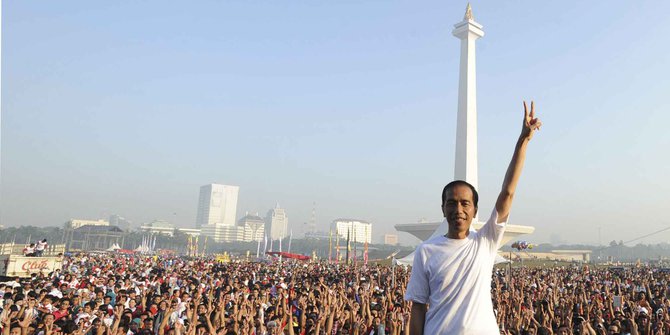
[265,204,288,241]
[196,184,239,242]
[332,219,372,244]
[238,213,265,242]
[383,234,399,246]
[196,184,239,228]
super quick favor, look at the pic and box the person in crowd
[406,101,542,334]
[0,248,669,335]
[23,244,36,257]
[35,240,48,257]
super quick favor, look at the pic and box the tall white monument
[453,3,483,190]
[395,4,534,248]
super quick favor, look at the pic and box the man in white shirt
[405,101,542,334]
[35,239,48,256]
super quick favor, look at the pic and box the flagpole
[257,238,261,258]
[279,233,283,263]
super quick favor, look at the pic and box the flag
[187,236,192,256]
[353,225,357,266]
[335,233,340,264]
[364,226,369,266]
[328,229,333,263]
[345,228,350,264]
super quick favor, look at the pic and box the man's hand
[521,101,542,140]
[495,100,542,223]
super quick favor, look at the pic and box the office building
[140,220,175,236]
[332,219,372,244]
[65,219,109,229]
[196,184,239,242]
[265,204,288,240]
[238,213,265,242]
[383,234,399,246]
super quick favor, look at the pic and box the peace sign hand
[522,100,542,140]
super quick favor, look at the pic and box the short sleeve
[404,245,430,304]
[478,208,508,251]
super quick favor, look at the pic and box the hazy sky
[2,1,670,246]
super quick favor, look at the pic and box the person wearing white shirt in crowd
[405,101,542,335]
[35,239,48,256]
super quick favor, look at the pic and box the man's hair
[441,180,479,208]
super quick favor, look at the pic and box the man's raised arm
[495,101,542,223]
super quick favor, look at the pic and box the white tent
[396,220,510,266]
[106,243,121,252]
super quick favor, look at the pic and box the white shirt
[405,209,506,335]
[36,241,47,251]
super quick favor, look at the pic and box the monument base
[395,221,535,246]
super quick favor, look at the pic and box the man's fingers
[532,120,543,130]
[530,101,535,119]
[523,101,528,120]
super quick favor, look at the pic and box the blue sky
[2,1,670,245]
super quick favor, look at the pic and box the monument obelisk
[394,4,534,247]
[452,3,483,191]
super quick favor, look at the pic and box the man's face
[442,184,477,235]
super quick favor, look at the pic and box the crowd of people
[1,253,669,335]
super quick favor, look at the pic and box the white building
[383,234,399,246]
[177,228,201,237]
[332,219,372,244]
[394,5,535,266]
[196,184,239,242]
[265,204,288,241]
[65,219,109,229]
[238,214,265,242]
[140,220,175,236]
[109,215,132,230]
